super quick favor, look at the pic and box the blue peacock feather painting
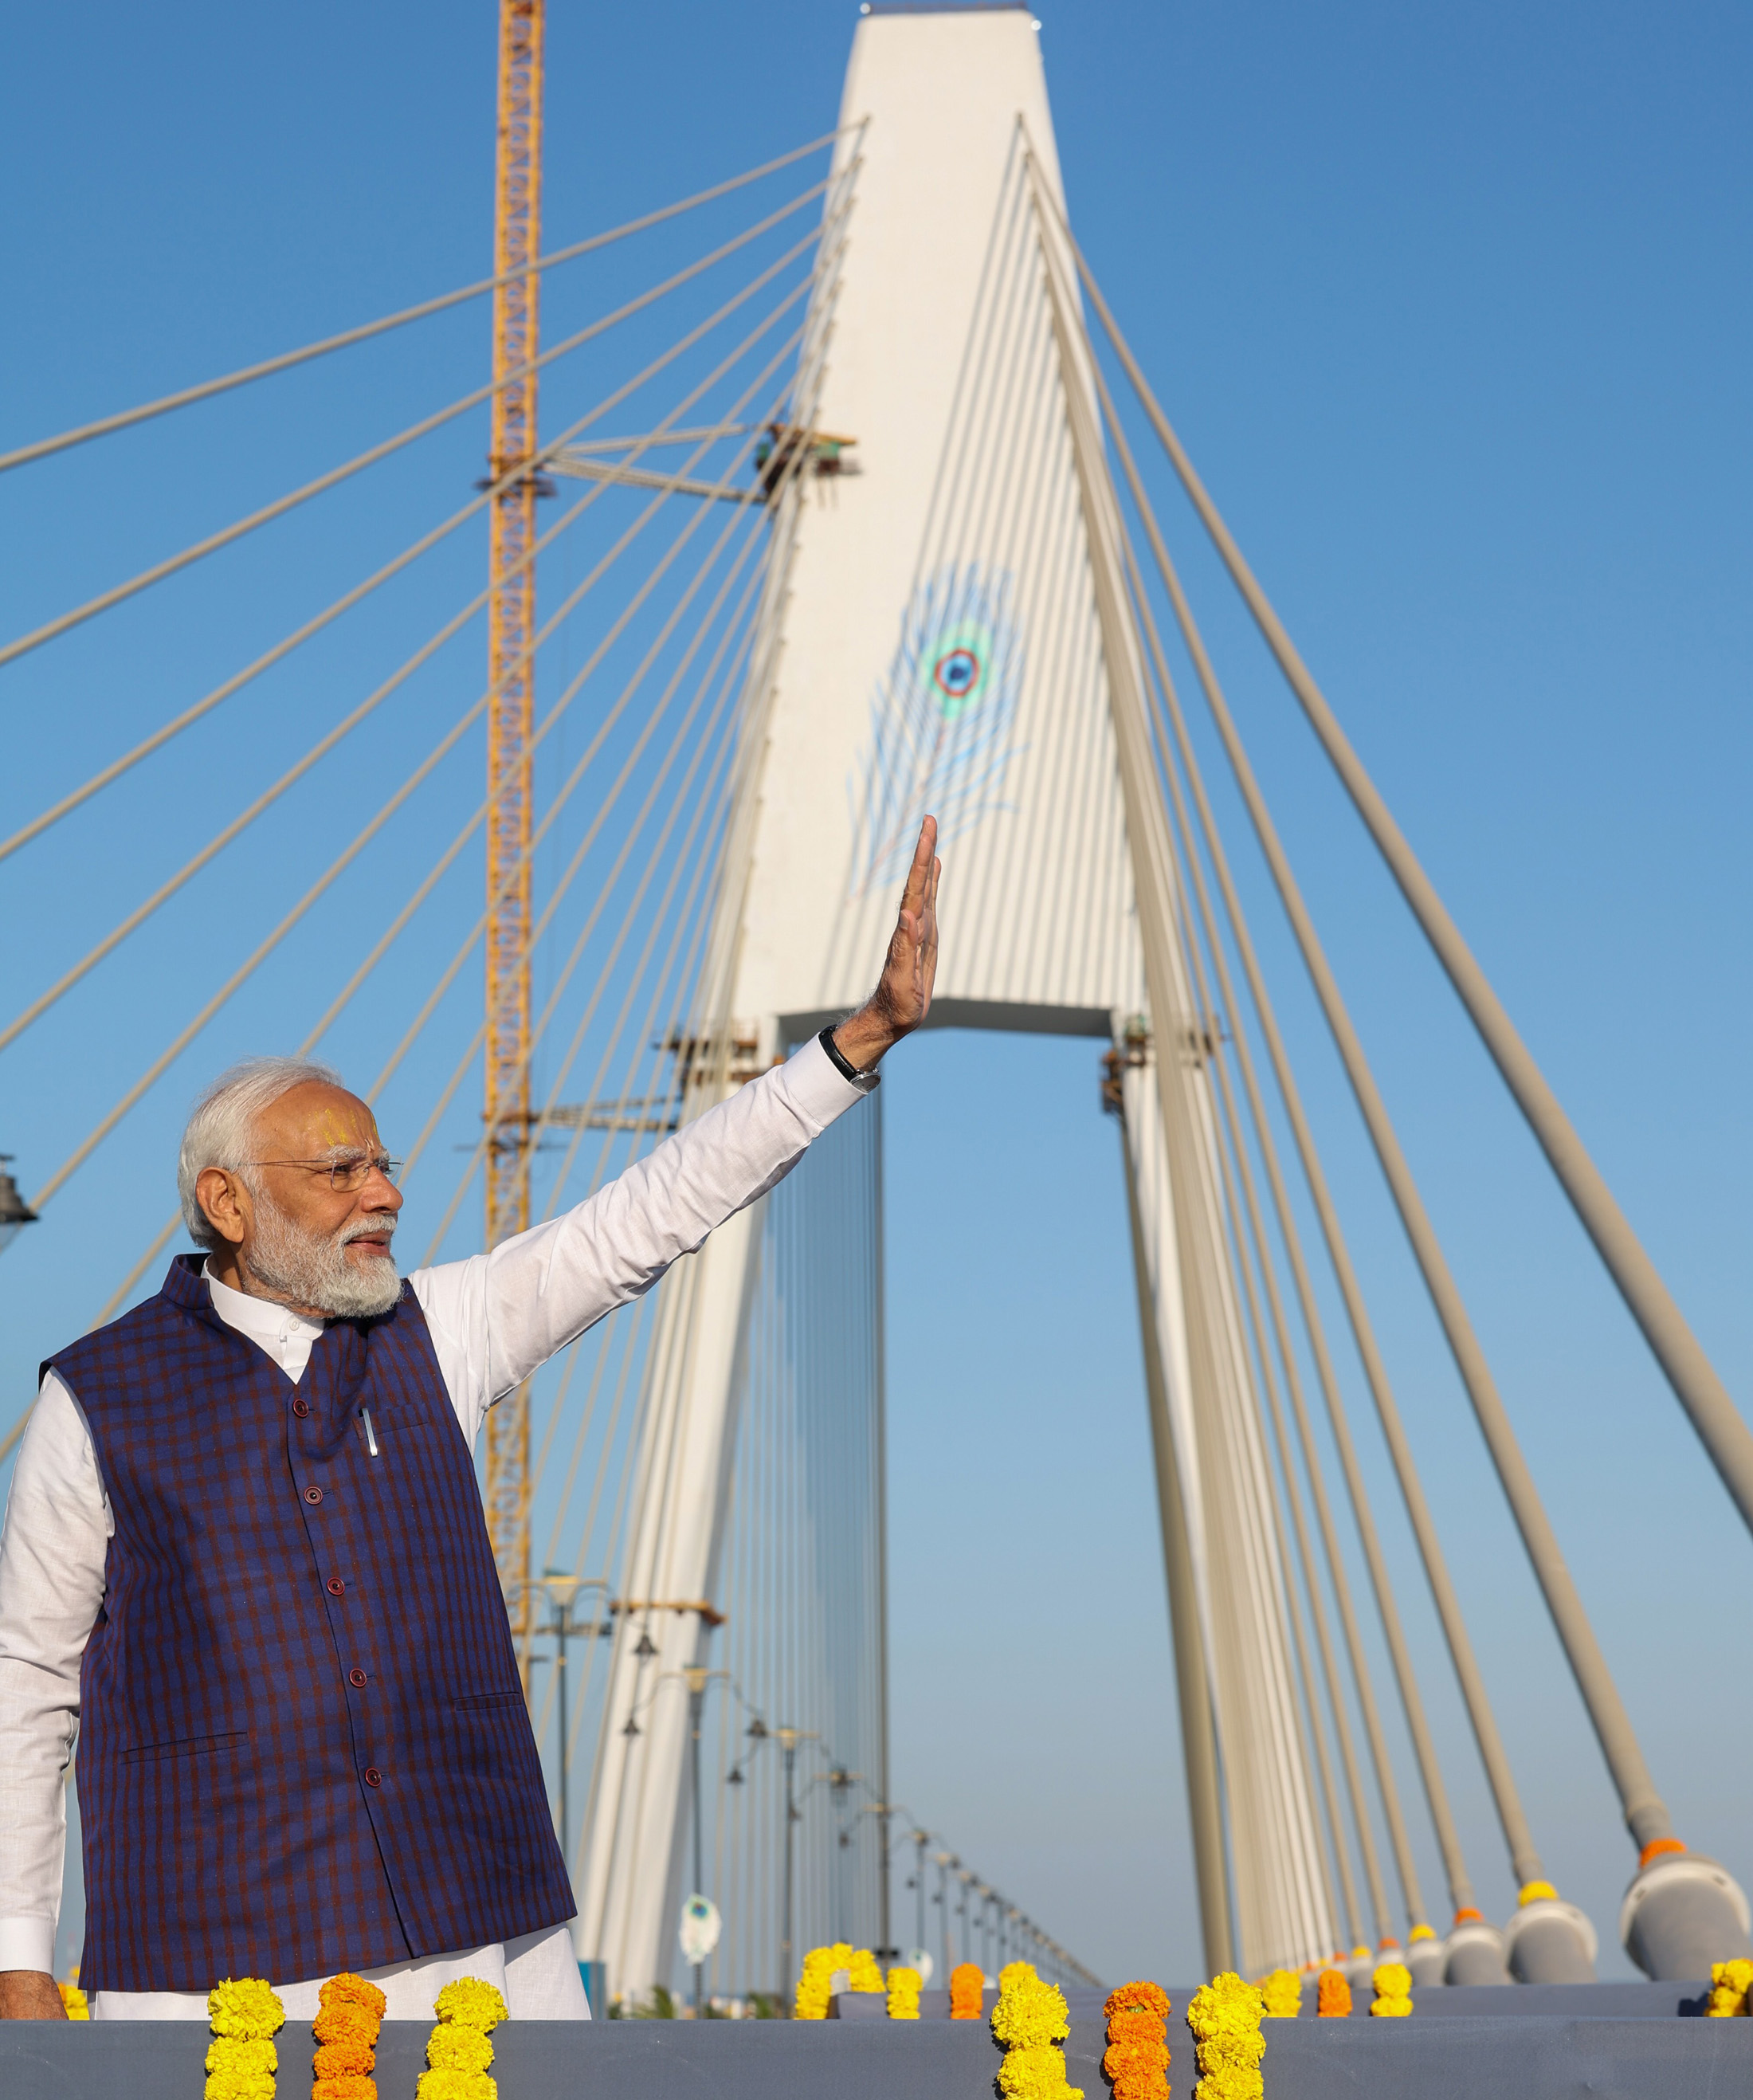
[847,563,1024,893]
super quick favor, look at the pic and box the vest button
[349,1668,368,1688]
[363,1767,382,1788]
[327,1577,346,1597]
[304,1486,324,1506]
[292,1399,311,1418]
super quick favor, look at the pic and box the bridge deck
[3,1996,1745,2100]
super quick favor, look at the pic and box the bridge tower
[574,4,1332,1989]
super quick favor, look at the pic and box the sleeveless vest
[45,1257,574,1992]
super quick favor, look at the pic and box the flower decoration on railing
[1707,1959,1753,2016]
[1101,1979,1170,2100]
[418,1976,507,2100]
[1315,1969,1351,2018]
[206,1977,286,2100]
[1186,1972,1265,2100]
[312,1971,386,2100]
[887,1965,922,2019]
[992,1960,1083,2100]
[950,1961,986,2019]
[1259,1970,1300,2019]
[1368,1963,1413,2018]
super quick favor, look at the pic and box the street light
[0,1159,38,1255]
[505,1571,604,1867]
[680,1665,729,2014]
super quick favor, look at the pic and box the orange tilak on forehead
[263,1084,381,1160]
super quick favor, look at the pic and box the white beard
[246,1195,403,1319]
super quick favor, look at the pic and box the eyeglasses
[247,1152,402,1193]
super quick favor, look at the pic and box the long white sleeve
[0,1031,873,1974]
[409,1032,874,1448]
[0,1377,110,1972]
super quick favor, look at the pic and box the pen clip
[358,1406,380,1458]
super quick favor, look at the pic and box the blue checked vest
[45,1256,574,1992]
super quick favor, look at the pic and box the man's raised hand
[831,816,940,1072]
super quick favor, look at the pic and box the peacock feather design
[847,562,1024,893]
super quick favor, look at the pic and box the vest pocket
[120,1728,249,1764]
[451,1690,525,1714]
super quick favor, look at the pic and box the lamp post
[505,1572,603,1867]
[768,1725,816,2003]
[912,1829,929,1960]
[0,1159,38,1255]
[680,1665,728,2014]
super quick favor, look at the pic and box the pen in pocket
[358,1407,379,1458]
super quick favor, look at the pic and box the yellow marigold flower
[315,2003,378,2049]
[206,2039,276,2078]
[886,1966,922,2020]
[996,2042,1083,2100]
[320,1973,388,2023]
[1260,1969,1300,2019]
[58,1981,89,2020]
[433,1978,508,2033]
[314,2041,377,2078]
[993,1976,1070,2050]
[204,2070,276,2100]
[426,2026,496,2073]
[209,1977,287,2041]
[999,1960,1039,1991]
[1369,1962,1413,2018]
[1708,1959,1753,2016]
[416,2074,496,2100]
[847,1948,885,1993]
[1186,1974,1265,2042]
[312,2078,378,2100]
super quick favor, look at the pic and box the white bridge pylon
[575,7,1332,1987]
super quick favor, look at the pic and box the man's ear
[195,1167,249,1249]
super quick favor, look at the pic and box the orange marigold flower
[1106,2007,1166,2047]
[312,2078,378,2100]
[314,2042,378,2078]
[1104,1982,1171,2022]
[320,1974,388,2023]
[1102,2039,1169,2081]
[314,2003,377,2049]
[950,1962,985,2019]
[1315,1970,1351,2019]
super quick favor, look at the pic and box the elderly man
[0,821,939,2021]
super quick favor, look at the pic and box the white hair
[178,1056,343,1249]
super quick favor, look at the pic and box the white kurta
[0,1034,873,2017]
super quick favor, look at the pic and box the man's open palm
[833,816,940,1070]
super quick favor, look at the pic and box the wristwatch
[818,1025,875,1085]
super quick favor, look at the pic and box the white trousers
[91,1921,590,2021]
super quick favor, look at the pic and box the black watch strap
[818,1024,869,1085]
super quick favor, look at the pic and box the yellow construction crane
[484,0,543,1627]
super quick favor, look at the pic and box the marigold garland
[991,1961,1084,2100]
[58,1980,89,2020]
[206,1979,285,2100]
[1186,1973,1266,2100]
[312,1972,386,2100]
[1368,1963,1413,2019]
[950,1961,985,2019]
[1707,1959,1753,2017]
[1102,1980,1170,2100]
[794,1941,883,2020]
[1315,1969,1351,2019]
[1259,1970,1300,2020]
[417,1976,507,2100]
[886,1966,922,2020]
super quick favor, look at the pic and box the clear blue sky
[2,2,1751,1988]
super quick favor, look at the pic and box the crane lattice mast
[484,0,543,1625]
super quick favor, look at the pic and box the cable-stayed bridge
[2,0,1750,2010]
